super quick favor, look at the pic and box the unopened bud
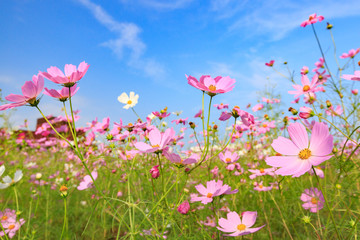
[326,22,333,29]
[35,173,42,179]
[336,184,342,189]
[264,114,269,120]
[213,124,218,130]
[350,220,356,227]
[59,185,68,197]
[189,122,195,129]
[106,134,114,140]
[352,89,358,95]
[339,93,343,99]
[326,100,332,108]
[288,107,298,115]
[284,61,288,65]
[332,147,338,154]
[302,215,311,223]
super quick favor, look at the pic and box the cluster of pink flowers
[0,209,25,239]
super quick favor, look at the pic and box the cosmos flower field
[0,14,360,239]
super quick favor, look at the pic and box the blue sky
[1,0,359,130]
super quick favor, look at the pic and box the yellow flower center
[127,100,132,105]
[309,16,314,21]
[152,144,160,148]
[311,197,318,204]
[8,224,15,230]
[298,148,312,160]
[206,193,213,198]
[237,224,246,231]
[1,216,8,221]
[262,124,267,128]
[209,85,217,91]
[225,158,232,163]
[259,185,263,189]
[260,168,265,173]
[303,85,310,92]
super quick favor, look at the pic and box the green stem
[312,166,342,239]
[131,107,142,121]
[60,198,67,240]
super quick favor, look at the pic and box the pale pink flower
[186,75,235,96]
[214,103,229,110]
[134,127,175,153]
[77,171,97,190]
[300,13,324,27]
[254,181,273,192]
[252,103,263,112]
[171,117,188,125]
[343,70,360,81]
[0,219,25,239]
[41,61,89,87]
[217,211,265,236]
[325,105,343,116]
[0,74,44,111]
[301,66,309,75]
[300,187,324,212]
[164,152,197,165]
[313,57,325,71]
[288,74,323,98]
[308,166,324,178]
[266,122,333,177]
[152,111,170,120]
[219,150,239,164]
[340,48,360,59]
[191,180,238,204]
[299,106,314,119]
[44,84,79,101]
[248,168,275,179]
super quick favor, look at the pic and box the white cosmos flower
[0,169,23,189]
[0,165,5,177]
[118,91,139,109]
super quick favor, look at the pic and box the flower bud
[335,184,342,189]
[352,89,358,95]
[326,22,333,29]
[60,185,68,197]
[326,100,332,108]
[302,216,311,223]
[150,165,160,179]
[177,201,190,214]
[288,107,298,115]
[35,173,42,179]
[264,114,269,120]
[213,124,218,130]
[189,122,195,129]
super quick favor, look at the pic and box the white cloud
[77,0,165,79]
[120,0,194,11]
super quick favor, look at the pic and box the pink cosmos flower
[265,60,274,67]
[41,61,89,87]
[262,97,273,104]
[217,211,265,237]
[304,92,317,104]
[299,106,314,119]
[44,84,79,102]
[309,166,324,178]
[134,127,175,153]
[164,152,197,166]
[340,48,360,59]
[325,105,343,116]
[0,74,44,111]
[219,150,239,164]
[152,111,171,120]
[186,75,235,96]
[343,71,360,81]
[214,103,229,110]
[77,171,97,190]
[193,109,203,119]
[177,201,190,214]
[191,180,238,204]
[150,165,160,179]
[254,181,273,192]
[171,117,188,125]
[265,122,333,177]
[301,66,309,75]
[313,57,325,71]
[300,187,324,212]
[288,74,323,98]
[300,13,324,27]
[0,219,25,239]
[252,103,263,112]
[248,168,275,179]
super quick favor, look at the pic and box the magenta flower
[266,122,333,177]
[150,165,160,179]
[41,61,89,87]
[301,66,309,75]
[265,60,274,67]
[352,89,358,95]
[340,48,360,59]
[217,211,265,237]
[134,127,175,153]
[0,74,44,111]
[300,187,324,212]
[300,13,324,27]
[194,109,203,118]
[44,84,79,102]
[219,150,239,164]
[214,103,229,110]
[288,74,323,98]
[77,171,97,190]
[191,180,238,205]
[177,201,190,214]
[248,168,275,179]
[313,57,325,71]
[171,117,188,125]
[299,106,315,119]
[152,111,171,120]
[186,75,235,96]
[343,71,360,81]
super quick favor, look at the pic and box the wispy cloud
[120,0,194,11]
[210,0,360,40]
[77,0,165,79]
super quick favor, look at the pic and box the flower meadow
[0,14,360,240]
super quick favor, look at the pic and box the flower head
[300,13,324,27]
[301,187,324,212]
[191,180,237,204]
[186,75,235,96]
[265,60,274,67]
[177,201,190,214]
[41,61,89,87]
[265,122,333,177]
[134,127,175,153]
[219,150,239,164]
[44,84,79,102]
[118,91,139,109]
[0,169,23,189]
[77,171,97,190]
[343,71,360,81]
[217,211,265,236]
[0,74,44,111]
[340,48,360,59]
[288,74,323,98]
